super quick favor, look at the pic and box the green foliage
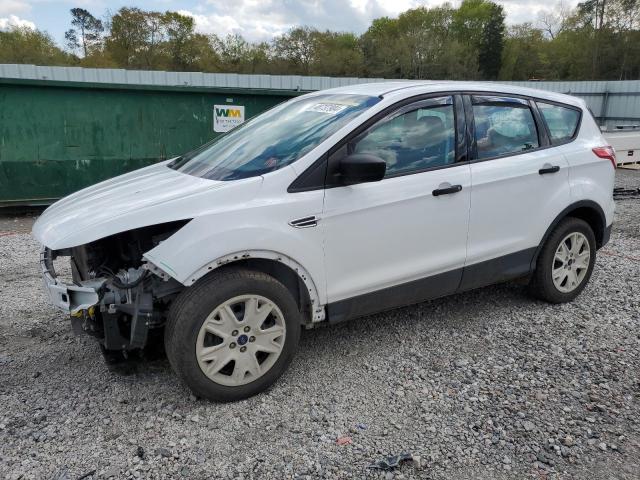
[3,1,639,80]
[361,17,402,77]
[500,24,549,80]
[361,6,483,79]
[309,31,364,77]
[478,3,505,79]
[0,27,71,65]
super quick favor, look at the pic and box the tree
[273,27,318,75]
[538,2,571,39]
[161,11,197,70]
[141,11,164,68]
[2,2,640,80]
[0,26,71,65]
[478,3,505,79]
[211,34,269,73]
[65,8,104,57]
[309,31,363,76]
[104,8,148,67]
[361,17,403,77]
[397,6,460,79]
[500,23,549,80]
[453,0,506,80]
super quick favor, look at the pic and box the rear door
[461,94,571,290]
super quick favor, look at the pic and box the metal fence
[500,80,640,130]
[1,64,639,130]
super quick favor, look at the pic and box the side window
[537,102,580,143]
[351,97,456,176]
[473,101,539,160]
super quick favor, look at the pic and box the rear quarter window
[537,102,581,143]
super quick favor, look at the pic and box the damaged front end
[40,221,189,353]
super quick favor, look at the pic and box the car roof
[319,81,584,108]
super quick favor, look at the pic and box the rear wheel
[165,268,301,401]
[529,217,596,303]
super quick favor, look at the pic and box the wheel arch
[531,200,607,270]
[179,250,325,324]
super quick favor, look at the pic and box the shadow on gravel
[102,281,528,382]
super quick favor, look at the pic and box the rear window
[473,102,539,159]
[537,102,581,143]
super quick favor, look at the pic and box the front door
[321,95,471,321]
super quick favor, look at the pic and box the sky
[0,0,577,47]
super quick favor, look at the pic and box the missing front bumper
[40,247,100,314]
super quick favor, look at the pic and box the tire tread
[529,217,596,304]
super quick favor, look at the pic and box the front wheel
[165,268,301,401]
[529,217,596,303]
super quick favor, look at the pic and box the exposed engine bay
[41,220,190,356]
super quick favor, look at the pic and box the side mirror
[339,153,386,185]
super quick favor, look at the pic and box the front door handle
[539,165,560,175]
[432,184,462,196]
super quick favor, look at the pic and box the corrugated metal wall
[0,64,385,92]
[502,80,640,130]
[1,64,639,129]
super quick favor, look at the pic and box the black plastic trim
[602,223,612,247]
[471,95,530,106]
[462,95,477,161]
[432,184,462,196]
[539,165,561,174]
[327,269,462,323]
[459,247,537,292]
[529,99,551,147]
[454,94,468,163]
[326,246,540,324]
[288,153,328,193]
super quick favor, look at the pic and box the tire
[165,267,301,402]
[529,217,596,303]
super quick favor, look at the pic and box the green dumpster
[0,78,298,206]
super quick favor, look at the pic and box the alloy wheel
[552,232,591,293]
[195,294,286,386]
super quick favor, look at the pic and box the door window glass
[537,102,580,142]
[473,103,539,159]
[351,99,456,176]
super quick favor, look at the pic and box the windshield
[170,94,380,180]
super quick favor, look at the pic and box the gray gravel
[1,170,639,480]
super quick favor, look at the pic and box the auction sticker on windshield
[214,105,245,132]
[306,103,348,114]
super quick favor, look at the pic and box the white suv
[33,82,615,401]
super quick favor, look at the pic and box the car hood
[32,160,261,249]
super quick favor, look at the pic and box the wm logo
[215,108,242,118]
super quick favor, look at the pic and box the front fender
[143,206,327,316]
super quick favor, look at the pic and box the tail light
[592,146,617,169]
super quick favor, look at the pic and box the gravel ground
[1,170,639,480]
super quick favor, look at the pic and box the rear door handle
[432,184,462,196]
[539,165,560,175]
